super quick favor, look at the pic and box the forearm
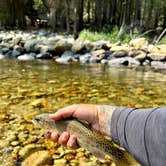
[110,106,166,166]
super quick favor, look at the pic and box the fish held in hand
[33,113,140,166]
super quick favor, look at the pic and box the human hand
[48,104,116,149]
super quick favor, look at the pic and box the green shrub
[79,27,130,43]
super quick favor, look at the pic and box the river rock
[108,57,140,67]
[55,56,72,64]
[112,50,128,58]
[17,54,35,61]
[101,59,109,64]
[147,53,166,61]
[0,54,5,59]
[5,50,13,56]
[110,45,129,52]
[129,50,147,61]
[2,47,10,54]
[142,59,150,66]
[3,36,13,43]
[129,38,149,50]
[53,159,67,166]
[149,44,166,54]
[19,144,45,159]
[79,53,91,63]
[92,41,110,51]
[36,52,52,59]
[12,49,21,57]
[13,37,22,46]
[22,150,52,166]
[91,49,105,58]
[151,61,166,69]
[24,39,38,52]
[55,50,74,64]
[72,42,85,53]
[89,56,101,63]
[54,40,72,54]
[15,46,25,54]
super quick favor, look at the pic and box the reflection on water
[0,59,165,165]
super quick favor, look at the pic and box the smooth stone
[129,37,149,50]
[55,56,72,64]
[15,46,25,54]
[2,48,10,54]
[79,53,91,63]
[17,54,35,61]
[22,150,52,166]
[54,40,72,54]
[61,50,74,57]
[101,59,109,64]
[112,50,128,58]
[91,49,105,58]
[12,49,21,57]
[10,141,20,146]
[53,158,67,166]
[3,36,13,43]
[89,56,101,63]
[13,37,22,45]
[24,40,38,52]
[19,144,45,159]
[36,52,52,59]
[108,57,140,67]
[151,61,166,69]
[147,53,166,61]
[0,54,5,59]
[72,42,85,53]
[142,59,150,66]
[5,50,13,56]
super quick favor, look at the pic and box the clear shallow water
[0,59,165,165]
[0,59,165,113]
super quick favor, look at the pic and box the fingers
[58,132,70,145]
[48,131,78,149]
[49,104,77,120]
[50,132,59,142]
[67,134,78,149]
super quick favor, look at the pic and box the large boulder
[129,38,149,50]
[54,40,72,54]
[55,50,74,64]
[24,39,39,52]
[108,57,140,67]
[71,42,85,53]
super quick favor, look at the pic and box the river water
[0,59,165,165]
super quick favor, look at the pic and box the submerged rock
[19,144,45,159]
[22,150,52,166]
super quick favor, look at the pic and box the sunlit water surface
[0,59,165,165]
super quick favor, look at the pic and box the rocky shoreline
[0,30,166,70]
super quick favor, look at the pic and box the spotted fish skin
[33,113,140,166]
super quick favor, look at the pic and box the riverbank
[0,30,166,70]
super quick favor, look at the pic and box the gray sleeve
[110,106,166,166]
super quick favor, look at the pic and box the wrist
[97,105,117,136]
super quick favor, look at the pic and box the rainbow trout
[33,113,140,166]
